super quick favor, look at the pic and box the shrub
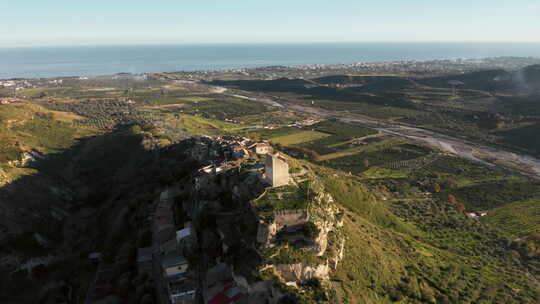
[131,125,143,134]
[140,294,154,304]
[436,294,451,304]
[420,283,436,303]
[387,286,403,302]
[278,294,300,304]
[302,222,320,240]
[116,272,133,297]
[304,278,321,289]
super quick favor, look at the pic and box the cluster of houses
[0,99,17,105]
[147,186,251,304]
[289,119,319,128]
[140,187,196,304]
[0,79,34,91]
[141,136,295,303]
[146,190,252,304]
[246,119,319,130]
[204,263,245,304]
[465,211,488,218]
[193,135,291,188]
[193,136,272,177]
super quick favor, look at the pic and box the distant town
[2,57,540,87]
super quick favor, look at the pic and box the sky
[1,0,540,46]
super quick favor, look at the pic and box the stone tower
[265,153,289,187]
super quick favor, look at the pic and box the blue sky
[1,0,539,46]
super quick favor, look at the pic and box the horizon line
[2,40,540,49]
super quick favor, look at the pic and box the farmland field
[269,130,329,145]
[483,198,540,238]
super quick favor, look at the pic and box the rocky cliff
[176,141,346,303]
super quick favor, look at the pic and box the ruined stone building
[274,209,310,233]
[257,210,310,245]
[265,153,289,187]
[250,142,272,155]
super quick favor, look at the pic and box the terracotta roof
[208,281,244,304]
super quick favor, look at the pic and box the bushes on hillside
[302,222,320,240]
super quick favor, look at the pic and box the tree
[31,264,48,279]
[436,295,451,304]
[115,272,133,297]
[132,273,149,287]
[420,283,436,303]
[443,178,458,189]
[363,158,370,168]
[448,194,465,212]
[278,294,299,304]
[387,286,403,302]
[140,294,154,304]
[302,222,320,239]
[131,125,142,134]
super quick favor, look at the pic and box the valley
[0,58,539,304]
[227,91,540,178]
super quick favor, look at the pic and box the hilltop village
[123,136,344,304]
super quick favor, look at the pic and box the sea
[1,42,540,79]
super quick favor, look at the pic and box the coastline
[1,42,540,79]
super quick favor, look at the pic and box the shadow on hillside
[0,125,200,303]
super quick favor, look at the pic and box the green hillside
[0,102,97,184]
[295,161,540,303]
[1,71,539,303]
[484,198,540,238]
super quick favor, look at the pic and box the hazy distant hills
[522,64,540,91]
[416,69,513,92]
[211,64,540,96]
[418,64,540,94]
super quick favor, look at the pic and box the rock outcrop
[175,137,346,303]
[275,263,331,282]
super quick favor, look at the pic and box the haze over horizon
[2,0,540,47]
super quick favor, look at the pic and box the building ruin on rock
[257,209,310,246]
